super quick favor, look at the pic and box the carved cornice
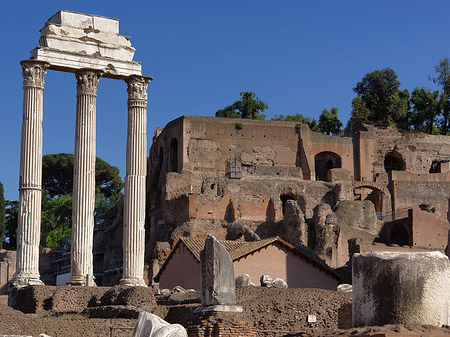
[126,76,152,101]
[21,61,50,88]
[76,70,103,96]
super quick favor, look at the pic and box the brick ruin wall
[143,118,450,283]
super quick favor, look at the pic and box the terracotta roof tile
[179,236,339,279]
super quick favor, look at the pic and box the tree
[40,153,124,248]
[42,153,124,199]
[353,68,409,126]
[318,107,343,135]
[271,113,320,131]
[216,92,268,120]
[349,96,370,124]
[429,58,450,134]
[0,183,4,249]
[410,87,441,134]
[4,200,18,250]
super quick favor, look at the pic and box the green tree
[4,200,18,250]
[42,153,123,199]
[429,58,450,134]
[216,92,268,120]
[40,153,124,248]
[410,87,441,134]
[318,107,343,135]
[349,96,370,124]
[353,68,409,126]
[0,183,4,249]
[271,113,320,131]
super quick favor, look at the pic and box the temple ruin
[14,10,152,287]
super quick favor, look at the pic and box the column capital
[126,75,152,101]
[20,60,50,88]
[76,69,103,96]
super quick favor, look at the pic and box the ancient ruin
[146,116,450,284]
[14,10,152,287]
[352,251,450,327]
[196,235,241,312]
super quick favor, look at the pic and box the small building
[154,237,340,290]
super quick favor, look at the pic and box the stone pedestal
[120,76,151,287]
[12,60,49,287]
[352,251,450,327]
[69,69,102,286]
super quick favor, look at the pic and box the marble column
[69,69,102,286]
[12,60,49,286]
[121,75,151,287]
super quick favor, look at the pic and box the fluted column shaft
[121,76,151,287]
[13,60,49,286]
[69,70,102,286]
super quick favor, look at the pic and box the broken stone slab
[260,274,273,287]
[271,277,288,288]
[337,283,352,292]
[195,234,242,313]
[132,311,187,337]
[353,251,450,327]
[235,274,251,287]
[200,235,236,306]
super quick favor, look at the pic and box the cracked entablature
[29,10,152,79]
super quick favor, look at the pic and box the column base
[10,275,44,288]
[120,277,147,287]
[67,275,97,287]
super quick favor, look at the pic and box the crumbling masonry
[146,116,450,283]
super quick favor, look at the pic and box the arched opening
[384,153,405,173]
[280,193,295,217]
[314,152,341,181]
[169,138,178,173]
[389,223,409,246]
[354,186,383,213]
[430,161,441,173]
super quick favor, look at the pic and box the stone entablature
[30,10,142,78]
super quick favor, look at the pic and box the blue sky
[1,1,449,200]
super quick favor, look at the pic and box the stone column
[121,75,151,287]
[69,69,102,286]
[12,60,49,286]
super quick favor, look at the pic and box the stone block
[47,10,119,35]
[132,311,187,337]
[352,251,450,327]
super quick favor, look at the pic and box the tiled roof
[180,236,339,278]
[154,236,339,282]
[179,236,278,261]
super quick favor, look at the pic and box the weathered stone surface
[199,235,236,307]
[171,286,187,294]
[30,10,144,78]
[337,284,352,293]
[260,274,273,287]
[335,200,378,235]
[235,274,251,287]
[132,311,187,337]
[271,277,288,288]
[283,200,308,246]
[353,251,450,327]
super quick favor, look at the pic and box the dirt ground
[1,288,450,337]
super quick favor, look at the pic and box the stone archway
[315,152,341,181]
[384,152,406,173]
